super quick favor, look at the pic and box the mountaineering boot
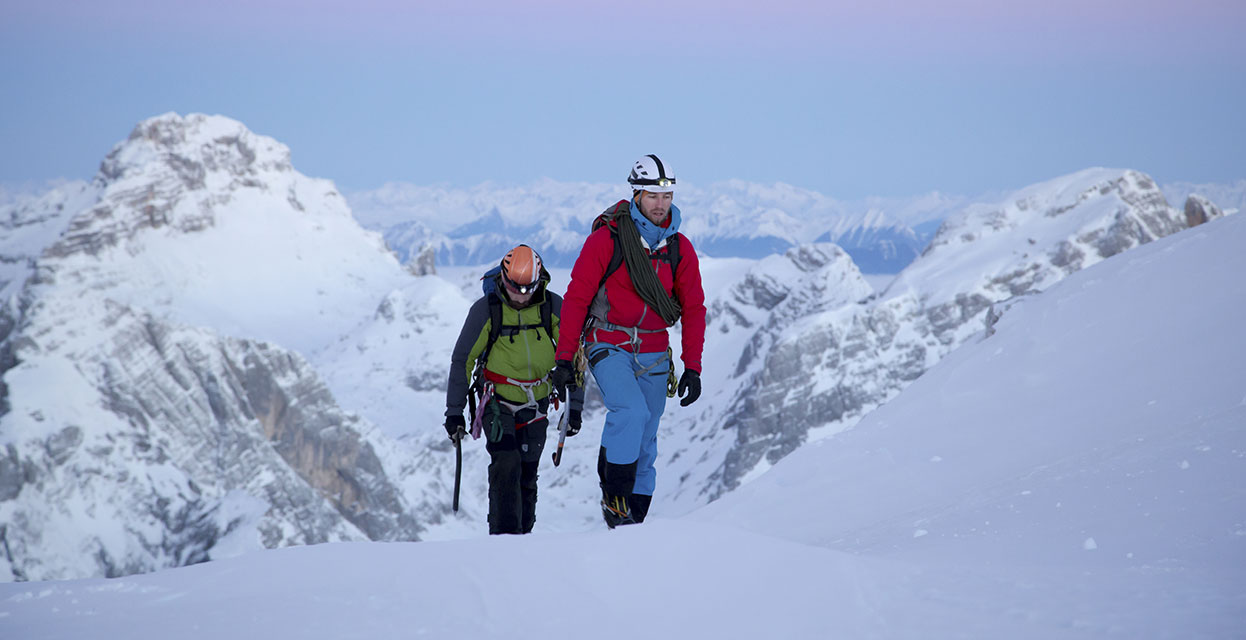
[601,492,635,529]
[629,493,653,523]
[487,448,523,534]
[598,447,639,529]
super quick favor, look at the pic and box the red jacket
[556,204,707,373]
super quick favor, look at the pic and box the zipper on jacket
[524,329,535,380]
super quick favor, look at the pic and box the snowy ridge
[0,180,98,302]
[885,168,1184,307]
[3,211,1241,639]
[661,167,1222,505]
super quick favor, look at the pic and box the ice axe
[550,404,570,467]
[452,426,465,512]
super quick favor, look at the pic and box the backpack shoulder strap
[602,230,625,286]
[594,200,631,230]
[478,291,559,367]
[540,296,554,348]
[666,233,683,304]
[476,293,504,370]
[596,200,631,288]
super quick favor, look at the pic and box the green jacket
[445,285,584,417]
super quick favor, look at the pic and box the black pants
[483,397,549,534]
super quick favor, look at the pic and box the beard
[645,208,669,223]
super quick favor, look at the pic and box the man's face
[637,190,673,225]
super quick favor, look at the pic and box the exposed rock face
[0,302,408,580]
[1184,194,1225,227]
[406,245,437,276]
[659,243,875,503]
[0,114,421,582]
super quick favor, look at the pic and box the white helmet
[627,154,676,193]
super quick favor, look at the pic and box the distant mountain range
[344,175,1244,275]
[344,179,976,274]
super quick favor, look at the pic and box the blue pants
[587,343,669,497]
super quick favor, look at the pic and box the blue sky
[2,0,1243,199]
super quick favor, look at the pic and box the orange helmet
[500,244,543,295]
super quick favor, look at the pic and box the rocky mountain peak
[1183,194,1225,227]
[48,113,330,262]
[99,113,293,187]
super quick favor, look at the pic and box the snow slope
[3,184,1240,640]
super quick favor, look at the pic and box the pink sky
[4,0,1243,195]
[10,0,1244,63]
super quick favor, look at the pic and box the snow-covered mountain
[660,168,1228,507]
[346,178,966,273]
[2,113,1236,584]
[4,209,1240,640]
[0,114,441,580]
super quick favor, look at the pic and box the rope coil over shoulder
[612,211,682,326]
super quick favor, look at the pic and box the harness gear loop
[573,341,589,389]
[469,382,494,440]
[587,317,669,376]
[484,369,551,414]
[665,347,678,398]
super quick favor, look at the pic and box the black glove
[567,409,582,437]
[677,370,701,407]
[549,359,576,402]
[444,415,466,441]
